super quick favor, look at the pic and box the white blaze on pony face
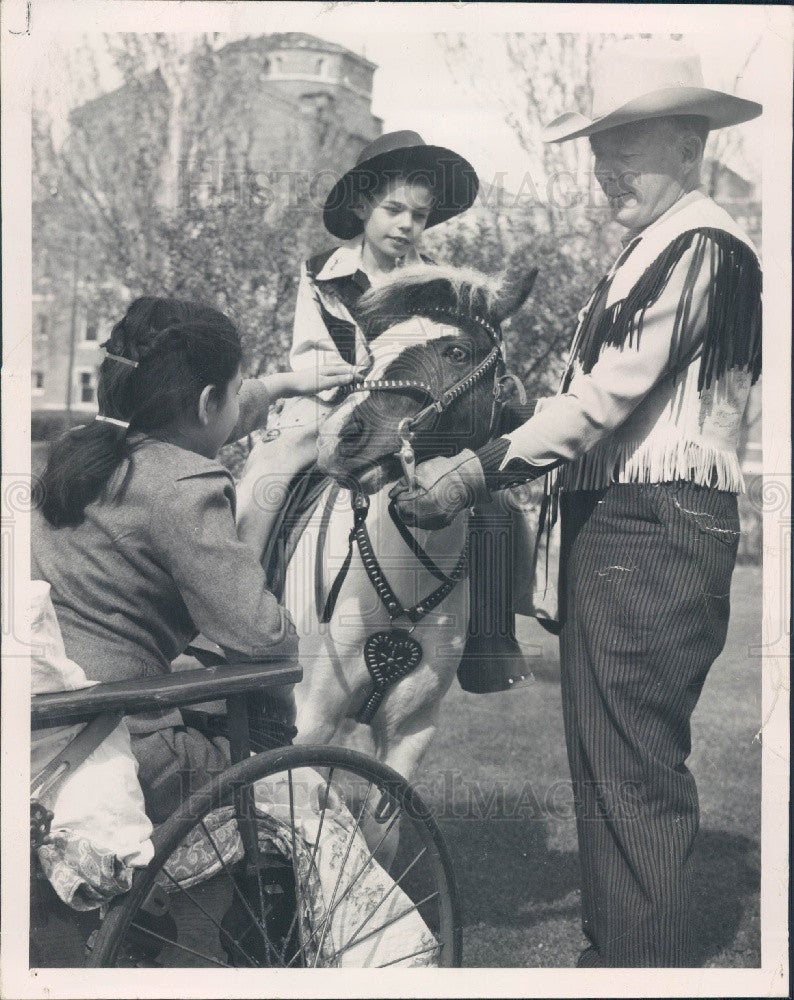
[316,316,462,492]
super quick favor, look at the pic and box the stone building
[32,33,382,416]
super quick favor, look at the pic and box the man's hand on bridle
[389,450,490,530]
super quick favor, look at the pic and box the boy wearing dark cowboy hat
[237,131,477,494]
[236,132,477,506]
[290,130,479,375]
[392,39,762,966]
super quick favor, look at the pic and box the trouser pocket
[650,481,740,549]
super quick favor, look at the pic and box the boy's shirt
[290,235,425,378]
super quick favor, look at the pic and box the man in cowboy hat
[392,39,762,966]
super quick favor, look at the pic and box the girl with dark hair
[33,296,356,824]
[40,296,356,528]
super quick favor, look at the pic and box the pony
[238,263,537,785]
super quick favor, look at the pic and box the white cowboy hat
[543,39,762,143]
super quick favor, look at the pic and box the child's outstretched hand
[286,362,363,397]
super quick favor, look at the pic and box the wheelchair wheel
[87,745,461,968]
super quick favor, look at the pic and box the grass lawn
[419,564,762,968]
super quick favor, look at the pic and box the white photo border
[2,2,790,997]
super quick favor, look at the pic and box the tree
[438,34,628,231]
[423,200,613,402]
[702,37,762,200]
[33,36,334,364]
[25,38,283,465]
[425,34,636,398]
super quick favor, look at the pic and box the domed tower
[215,33,382,181]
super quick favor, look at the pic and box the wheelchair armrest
[31,656,302,729]
[183,635,229,668]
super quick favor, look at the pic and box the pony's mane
[356,264,501,341]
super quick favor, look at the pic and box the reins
[386,497,461,583]
[319,492,469,626]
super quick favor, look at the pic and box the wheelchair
[30,650,462,969]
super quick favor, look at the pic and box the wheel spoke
[332,890,440,958]
[160,868,253,964]
[286,767,309,964]
[126,920,231,968]
[306,767,335,880]
[196,817,284,967]
[293,798,403,957]
[159,870,232,936]
[376,940,443,968]
[277,765,335,964]
[302,780,376,967]
[235,788,271,950]
[334,845,428,955]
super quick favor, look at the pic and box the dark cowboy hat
[323,130,480,240]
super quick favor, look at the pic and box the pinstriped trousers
[558,481,740,967]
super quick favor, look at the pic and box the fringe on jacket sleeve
[575,227,762,391]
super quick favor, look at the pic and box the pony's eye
[445,344,470,364]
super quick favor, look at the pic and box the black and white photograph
[1,1,790,997]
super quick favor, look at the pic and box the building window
[78,370,96,405]
[84,320,99,342]
[36,314,48,340]
[32,370,45,393]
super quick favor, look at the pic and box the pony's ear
[492,253,538,322]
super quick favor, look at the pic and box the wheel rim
[88,746,461,968]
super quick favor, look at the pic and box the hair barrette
[104,351,139,368]
[95,415,130,429]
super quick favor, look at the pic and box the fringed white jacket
[478,190,762,494]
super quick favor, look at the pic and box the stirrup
[457,632,531,694]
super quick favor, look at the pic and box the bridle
[338,308,509,490]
